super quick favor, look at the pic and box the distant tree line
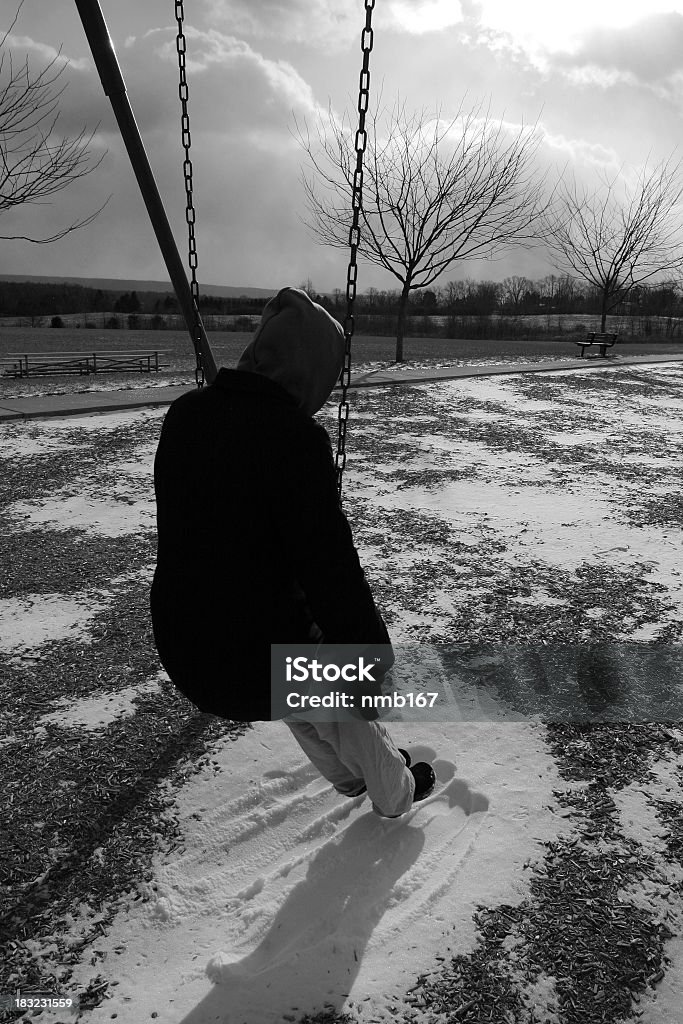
[2,276,682,324]
[314,276,683,320]
[0,281,268,318]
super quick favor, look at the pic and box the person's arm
[277,419,392,651]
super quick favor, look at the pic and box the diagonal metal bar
[73,0,217,384]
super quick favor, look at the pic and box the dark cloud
[7,0,683,290]
[0,22,331,289]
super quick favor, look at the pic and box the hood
[236,286,345,416]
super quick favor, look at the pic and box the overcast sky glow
[3,0,683,293]
[479,0,682,52]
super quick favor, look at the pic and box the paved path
[0,352,682,422]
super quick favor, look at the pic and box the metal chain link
[175,1,205,388]
[336,0,375,497]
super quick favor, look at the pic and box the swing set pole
[74,0,218,384]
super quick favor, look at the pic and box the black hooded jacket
[150,368,392,721]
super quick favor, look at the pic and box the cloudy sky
[2,0,683,294]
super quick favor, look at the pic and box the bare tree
[501,275,532,312]
[441,279,468,310]
[298,278,317,299]
[542,158,683,330]
[0,2,107,244]
[539,273,558,308]
[297,97,547,360]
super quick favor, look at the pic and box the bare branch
[541,156,683,326]
[295,95,548,292]
[0,4,107,243]
[294,95,548,358]
[0,193,110,242]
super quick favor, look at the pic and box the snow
[0,593,105,653]
[62,721,569,1024]
[609,758,683,1024]
[37,677,163,731]
[2,410,161,536]
[0,434,79,457]
[3,363,683,1022]
[37,409,165,433]
[7,492,157,536]
[346,373,683,629]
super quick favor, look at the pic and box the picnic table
[2,350,166,377]
[575,333,618,358]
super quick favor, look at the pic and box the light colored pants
[285,718,415,817]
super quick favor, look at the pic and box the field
[2,326,683,397]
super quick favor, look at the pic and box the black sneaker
[410,762,436,802]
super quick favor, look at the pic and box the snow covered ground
[2,362,683,1023]
[50,722,558,1024]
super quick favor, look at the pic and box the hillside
[0,274,276,299]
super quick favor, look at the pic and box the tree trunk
[395,285,410,362]
[600,289,609,331]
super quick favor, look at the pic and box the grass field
[2,326,683,380]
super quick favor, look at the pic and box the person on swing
[150,286,435,816]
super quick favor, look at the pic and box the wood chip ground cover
[1,364,683,1022]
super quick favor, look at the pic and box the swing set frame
[73,0,217,385]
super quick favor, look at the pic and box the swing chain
[336,0,375,497]
[175,0,205,389]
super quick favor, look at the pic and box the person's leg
[285,719,366,796]
[331,720,415,817]
[287,718,414,817]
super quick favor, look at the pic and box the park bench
[2,350,166,378]
[575,333,618,358]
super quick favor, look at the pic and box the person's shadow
[180,771,487,1024]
